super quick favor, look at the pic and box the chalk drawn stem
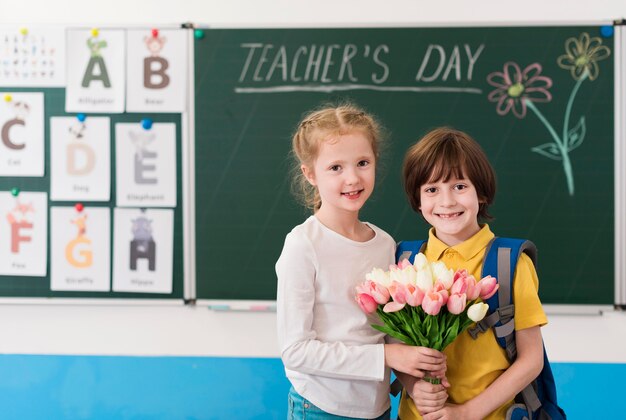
[525,100,574,195]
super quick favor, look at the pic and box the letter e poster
[115,122,177,207]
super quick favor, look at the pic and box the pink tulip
[383,301,406,313]
[422,290,444,316]
[451,276,468,295]
[388,281,408,305]
[405,283,425,307]
[356,280,390,305]
[451,270,479,299]
[432,281,449,304]
[447,293,467,314]
[465,276,480,300]
[356,293,378,314]
[477,275,499,300]
[397,259,412,270]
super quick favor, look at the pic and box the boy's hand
[384,344,446,377]
[422,403,475,420]
[407,377,448,415]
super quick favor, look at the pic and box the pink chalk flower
[486,62,552,119]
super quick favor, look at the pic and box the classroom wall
[1,1,626,419]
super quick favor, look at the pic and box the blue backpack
[395,237,566,420]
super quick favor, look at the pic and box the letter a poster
[0,191,47,276]
[50,206,110,291]
[65,28,125,113]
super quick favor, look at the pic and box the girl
[276,104,447,419]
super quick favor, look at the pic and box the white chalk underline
[234,84,483,94]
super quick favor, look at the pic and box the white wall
[0,0,625,363]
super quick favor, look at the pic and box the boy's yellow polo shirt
[398,224,547,420]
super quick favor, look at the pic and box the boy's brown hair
[402,127,496,220]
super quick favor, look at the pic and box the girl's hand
[384,344,446,377]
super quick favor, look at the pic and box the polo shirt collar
[427,224,494,260]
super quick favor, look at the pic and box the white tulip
[431,261,454,289]
[415,268,434,292]
[413,252,429,270]
[389,266,416,285]
[366,268,391,287]
[467,302,489,322]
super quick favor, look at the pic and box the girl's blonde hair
[291,103,383,211]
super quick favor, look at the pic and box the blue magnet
[600,26,614,38]
[141,118,153,130]
[77,113,86,122]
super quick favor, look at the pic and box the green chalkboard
[194,26,614,304]
[0,87,184,300]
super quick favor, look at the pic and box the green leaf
[531,143,562,161]
[567,116,586,151]
[371,324,415,345]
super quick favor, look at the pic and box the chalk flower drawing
[557,32,610,81]
[486,62,552,119]
[486,32,611,196]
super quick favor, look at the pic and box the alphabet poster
[50,206,110,291]
[0,92,44,176]
[126,29,188,112]
[112,207,174,294]
[115,122,177,207]
[50,116,111,201]
[65,29,125,113]
[0,191,47,276]
[0,25,66,87]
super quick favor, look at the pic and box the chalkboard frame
[192,23,620,308]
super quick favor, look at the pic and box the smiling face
[301,131,376,221]
[419,173,482,246]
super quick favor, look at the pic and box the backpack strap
[468,237,543,416]
[468,238,536,356]
[395,240,427,264]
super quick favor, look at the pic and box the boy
[396,127,547,420]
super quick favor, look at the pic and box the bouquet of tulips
[356,253,499,371]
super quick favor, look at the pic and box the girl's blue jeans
[287,387,391,420]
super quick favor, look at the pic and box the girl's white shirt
[276,215,395,418]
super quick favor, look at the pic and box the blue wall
[0,355,618,419]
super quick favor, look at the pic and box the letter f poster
[0,191,47,276]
